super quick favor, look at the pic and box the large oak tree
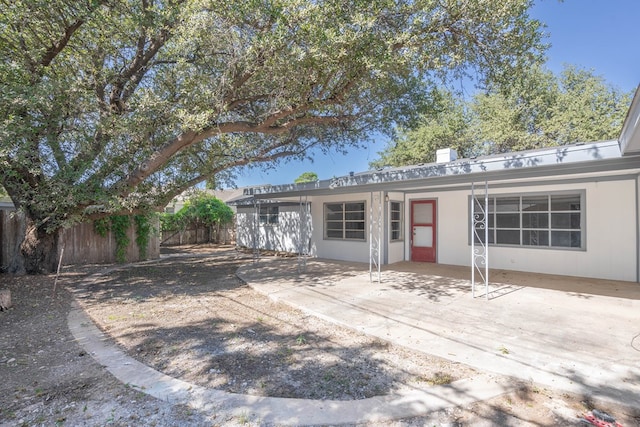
[1,0,544,273]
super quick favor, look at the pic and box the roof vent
[436,148,458,164]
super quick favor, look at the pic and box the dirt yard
[1,244,638,426]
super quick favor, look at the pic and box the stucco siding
[405,179,637,281]
[238,174,638,281]
[388,241,405,264]
[309,192,372,263]
[387,192,406,264]
[236,205,311,253]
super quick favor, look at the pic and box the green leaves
[371,88,474,167]
[294,172,318,184]
[161,192,233,232]
[1,0,544,234]
[546,66,631,144]
[474,65,631,153]
[372,65,632,168]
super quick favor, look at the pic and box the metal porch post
[369,191,382,283]
[471,181,489,299]
[297,195,309,273]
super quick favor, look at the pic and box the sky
[232,0,640,188]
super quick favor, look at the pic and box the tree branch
[109,28,171,111]
[114,111,354,195]
[40,19,84,67]
[152,142,316,210]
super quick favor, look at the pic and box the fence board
[161,224,235,246]
[0,207,159,269]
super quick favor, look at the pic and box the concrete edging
[68,303,514,425]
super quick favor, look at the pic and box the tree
[294,172,318,184]
[370,88,474,168]
[470,65,558,153]
[160,192,234,243]
[545,66,631,144]
[0,0,544,273]
[373,65,632,167]
[181,193,234,230]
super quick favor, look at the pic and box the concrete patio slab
[66,253,639,424]
[238,258,640,409]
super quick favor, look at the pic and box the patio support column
[471,181,489,299]
[297,195,309,273]
[253,199,260,263]
[636,174,640,283]
[369,191,382,283]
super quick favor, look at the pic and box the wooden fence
[1,208,159,270]
[161,222,235,246]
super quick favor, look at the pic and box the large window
[390,201,403,241]
[324,202,366,240]
[259,206,279,225]
[472,193,583,249]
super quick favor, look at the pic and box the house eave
[253,141,636,199]
[619,84,640,155]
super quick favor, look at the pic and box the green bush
[161,192,234,234]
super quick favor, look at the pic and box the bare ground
[1,244,638,426]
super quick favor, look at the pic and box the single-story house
[233,86,640,283]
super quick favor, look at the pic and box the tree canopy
[371,65,632,168]
[294,172,319,184]
[160,192,233,232]
[0,0,545,273]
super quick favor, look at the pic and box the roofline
[620,84,640,155]
[253,140,634,198]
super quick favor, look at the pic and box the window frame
[470,190,585,250]
[389,201,404,242]
[323,201,367,241]
[258,205,279,225]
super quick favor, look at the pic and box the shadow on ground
[73,249,468,401]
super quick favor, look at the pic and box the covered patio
[237,257,640,409]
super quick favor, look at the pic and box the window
[324,202,366,240]
[473,193,583,249]
[390,201,403,241]
[259,206,278,224]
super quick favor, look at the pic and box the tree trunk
[16,218,60,275]
[5,211,26,275]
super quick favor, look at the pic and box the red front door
[411,200,436,262]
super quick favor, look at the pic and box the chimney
[436,148,458,164]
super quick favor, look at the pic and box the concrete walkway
[68,255,640,424]
[238,258,640,410]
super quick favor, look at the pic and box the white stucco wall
[237,176,637,281]
[307,191,406,264]
[387,191,406,264]
[405,178,638,282]
[307,192,375,263]
[236,205,312,254]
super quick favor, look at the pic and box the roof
[250,140,639,199]
[225,193,303,207]
[620,84,640,155]
[0,196,14,209]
